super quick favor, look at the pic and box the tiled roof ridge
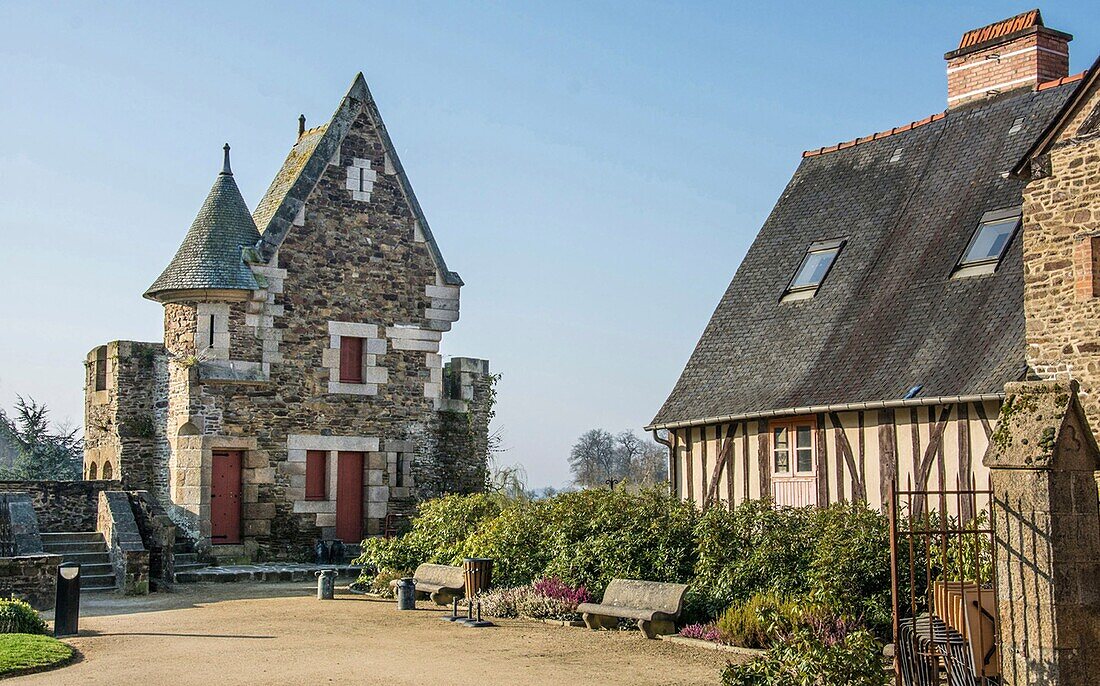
[802,71,1086,159]
[958,9,1041,50]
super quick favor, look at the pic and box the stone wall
[0,481,120,533]
[83,340,165,489]
[422,358,493,497]
[0,554,61,610]
[88,85,492,561]
[128,491,176,590]
[97,491,150,595]
[1022,79,1100,433]
[984,381,1100,685]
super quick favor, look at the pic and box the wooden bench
[577,579,688,638]
[391,563,466,605]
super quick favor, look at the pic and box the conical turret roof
[145,145,262,301]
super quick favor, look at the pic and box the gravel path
[25,583,734,685]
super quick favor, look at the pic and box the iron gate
[888,475,1000,685]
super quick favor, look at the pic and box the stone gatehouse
[83,74,493,562]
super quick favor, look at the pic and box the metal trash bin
[463,558,493,600]
[396,578,416,610]
[316,569,337,600]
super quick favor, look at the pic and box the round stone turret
[144,145,262,303]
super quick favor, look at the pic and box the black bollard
[440,595,462,622]
[462,599,493,628]
[54,562,81,637]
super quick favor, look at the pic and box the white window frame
[952,207,1021,278]
[782,238,846,302]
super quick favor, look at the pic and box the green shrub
[0,598,47,635]
[353,568,409,598]
[539,487,698,595]
[463,500,552,587]
[716,592,800,649]
[721,626,888,686]
[806,502,892,633]
[356,493,503,571]
[692,500,815,615]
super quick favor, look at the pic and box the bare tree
[568,429,617,487]
[569,429,669,488]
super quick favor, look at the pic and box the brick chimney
[944,9,1071,108]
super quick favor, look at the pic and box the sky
[1,1,1098,489]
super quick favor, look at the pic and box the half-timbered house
[648,11,1093,513]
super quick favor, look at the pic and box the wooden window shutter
[339,336,363,383]
[306,451,327,500]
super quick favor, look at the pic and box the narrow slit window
[783,239,845,300]
[339,336,364,383]
[305,450,327,500]
[94,346,108,391]
[772,426,790,474]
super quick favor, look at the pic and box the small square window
[783,239,844,300]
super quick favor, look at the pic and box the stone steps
[40,531,116,593]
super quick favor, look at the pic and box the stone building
[84,74,493,561]
[648,10,1099,513]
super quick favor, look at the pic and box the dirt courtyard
[25,583,733,685]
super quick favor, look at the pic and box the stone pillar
[983,380,1100,685]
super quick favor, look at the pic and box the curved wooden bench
[391,563,466,605]
[577,578,688,638]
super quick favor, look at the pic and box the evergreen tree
[0,397,82,481]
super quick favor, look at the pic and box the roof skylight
[783,239,845,301]
[953,208,1021,278]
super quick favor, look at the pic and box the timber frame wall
[669,399,1000,515]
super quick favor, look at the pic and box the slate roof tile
[145,151,261,300]
[649,82,1078,429]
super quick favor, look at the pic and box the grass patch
[0,633,74,677]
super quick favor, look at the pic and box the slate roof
[649,81,1079,430]
[252,73,462,286]
[145,149,262,301]
[253,125,328,234]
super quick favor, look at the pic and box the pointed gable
[1013,54,1100,179]
[252,73,462,286]
[145,147,261,302]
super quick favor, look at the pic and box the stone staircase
[172,535,208,577]
[39,532,117,592]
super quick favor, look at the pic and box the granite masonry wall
[1022,79,1100,431]
[84,340,164,489]
[84,95,491,561]
[0,480,120,533]
[0,554,61,610]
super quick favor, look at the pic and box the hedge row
[358,487,892,630]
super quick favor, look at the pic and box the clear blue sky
[1,2,1097,488]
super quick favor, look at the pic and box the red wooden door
[211,450,242,544]
[336,451,364,543]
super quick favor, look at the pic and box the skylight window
[783,239,845,301]
[954,208,1021,277]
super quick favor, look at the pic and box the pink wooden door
[336,451,364,543]
[211,450,242,544]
